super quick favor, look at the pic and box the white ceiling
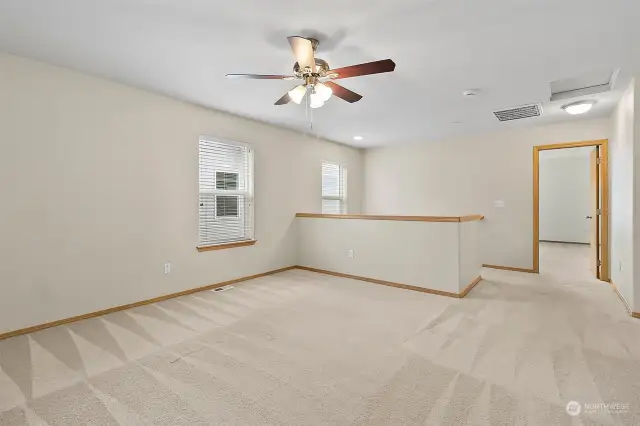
[0,0,638,147]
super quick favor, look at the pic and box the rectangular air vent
[550,70,617,102]
[493,103,542,122]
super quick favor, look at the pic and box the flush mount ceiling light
[353,136,364,141]
[562,100,595,115]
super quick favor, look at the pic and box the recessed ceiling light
[562,100,595,115]
[353,136,363,141]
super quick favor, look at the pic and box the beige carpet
[1,259,639,424]
[539,241,595,282]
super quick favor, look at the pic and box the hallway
[477,259,640,424]
[539,241,595,282]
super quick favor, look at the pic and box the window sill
[197,240,257,252]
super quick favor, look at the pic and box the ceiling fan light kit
[315,83,333,101]
[310,91,325,109]
[288,85,307,104]
[226,36,396,108]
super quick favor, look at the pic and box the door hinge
[598,260,602,267]
[596,209,602,215]
[596,157,602,164]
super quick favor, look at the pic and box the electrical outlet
[347,249,354,258]
[164,263,171,274]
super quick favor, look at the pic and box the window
[199,137,254,247]
[216,196,239,218]
[216,171,238,190]
[322,162,347,214]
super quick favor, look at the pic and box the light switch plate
[494,200,506,208]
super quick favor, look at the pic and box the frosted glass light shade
[310,91,325,108]
[315,83,333,101]
[288,85,307,104]
[562,100,595,115]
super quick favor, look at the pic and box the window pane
[216,195,239,217]
[216,171,239,190]
[322,199,342,215]
[321,162,346,214]
[322,163,341,197]
[199,193,217,244]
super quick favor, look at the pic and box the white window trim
[198,136,255,248]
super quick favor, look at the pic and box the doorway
[533,139,609,281]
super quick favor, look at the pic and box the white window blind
[322,162,347,214]
[199,137,254,247]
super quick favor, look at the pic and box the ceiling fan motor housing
[294,58,330,77]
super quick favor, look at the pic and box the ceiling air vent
[493,103,542,122]
[550,70,617,102]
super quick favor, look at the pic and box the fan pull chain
[305,89,313,130]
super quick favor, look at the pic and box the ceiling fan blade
[226,74,295,80]
[287,36,316,72]
[274,92,292,105]
[328,59,396,80]
[323,82,362,103]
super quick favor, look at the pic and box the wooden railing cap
[295,213,484,223]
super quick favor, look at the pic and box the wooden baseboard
[483,264,538,274]
[460,276,482,298]
[609,280,633,316]
[0,265,486,341]
[0,266,297,341]
[295,266,481,299]
[539,240,590,246]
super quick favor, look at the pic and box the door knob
[585,216,593,219]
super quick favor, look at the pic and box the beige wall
[635,79,640,311]
[0,53,364,333]
[296,217,480,294]
[364,119,610,270]
[609,79,635,310]
[458,220,482,291]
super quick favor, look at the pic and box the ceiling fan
[226,36,396,109]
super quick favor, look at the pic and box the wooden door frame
[533,139,609,281]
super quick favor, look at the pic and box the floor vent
[493,103,542,122]
[213,285,234,292]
